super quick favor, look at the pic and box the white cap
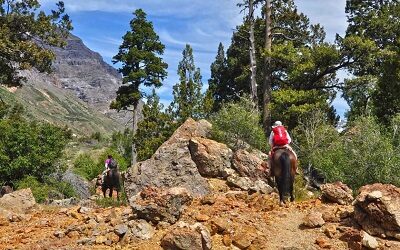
[273,121,282,127]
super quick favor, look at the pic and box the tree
[111,9,168,165]
[0,0,72,87]
[134,89,174,161]
[344,0,400,124]
[170,44,204,123]
[206,42,228,112]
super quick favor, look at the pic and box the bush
[16,176,75,203]
[74,148,129,181]
[73,153,99,181]
[0,107,71,183]
[296,114,400,190]
[210,97,267,152]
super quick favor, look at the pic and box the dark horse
[272,148,297,206]
[102,168,121,200]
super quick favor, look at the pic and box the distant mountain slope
[0,34,131,135]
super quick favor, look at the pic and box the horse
[102,167,121,200]
[271,148,297,206]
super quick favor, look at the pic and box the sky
[41,0,350,118]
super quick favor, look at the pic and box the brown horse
[272,148,297,206]
[102,168,121,200]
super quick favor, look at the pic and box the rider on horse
[268,121,298,176]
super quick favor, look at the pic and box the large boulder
[0,188,36,214]
[231,149,268,181]
[130,187,193,224]
[61,170,91,199]
[320,181,354,205]
[161,222,211,250]
[353,183,400,238]
[189,137,233,178]
[124,119,211,198]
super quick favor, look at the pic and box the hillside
[0,34,129,135]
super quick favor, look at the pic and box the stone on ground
[320,182,353,205]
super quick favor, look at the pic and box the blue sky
[41,0,349,118]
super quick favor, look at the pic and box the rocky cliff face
[1,34,134,135]
[50,34,122,118]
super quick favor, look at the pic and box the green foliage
[0,0,72,86]
[170,44,205,123]
[74,148,129,181]
[210,97,267,151]
[95,197,127,208]
[295,114,400,190]
[111,128,133,164]
[0,105,71,183]
[111,9,168,111]
[73,153,98,181]
[16,176,75,203]
[134,89,175,161]
[207,42,228,112]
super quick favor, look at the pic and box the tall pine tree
[170,44,204,123]
[134,89,174,161]
[111,9,168,165]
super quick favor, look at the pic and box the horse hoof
[279,201,285,207]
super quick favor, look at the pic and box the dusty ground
[0,182,399,250]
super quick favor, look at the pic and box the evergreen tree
[344,0,400,124]
[134,89,174,161]
[111,9,168,165]
[206,42,228,112]
[0,0,72,87]
[170,44,204,123]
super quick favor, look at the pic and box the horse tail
[279,152,291,196]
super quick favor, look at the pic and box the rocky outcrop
[226,175,273,194]
[231,149,268,180]
[130,187,193,224]
[0,188,36,214]
[353,183,400,238]
[189,137,233,178]
[124,119,211,198]
[303,211,325,228]
[62,170,91,199]
[320,181,354,205]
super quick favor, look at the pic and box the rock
[129,219,155,240]
[189,137,233,178]
[339,228,362,250]
[95,235,107,245]
[315,237,331,249]
[250,180,274,194]
[353,183,400,237]
[303,212,325,228]
[0,185,13,198]
[195,214,210,222]
[54,230,65,238]
[78,206,91,214]
[131,186,193,224]
[114,224,129,237]
[49,197,79,207]
[223,234,232,246]
[227,175,253,191]
[161,222,211,250]
[0,188,36,213]
[320,182,353,205]
[200,195,216,205]
[61,170,91,199]
[323,224,337,238]
[231,149,268,181]
[361,231,379,249]
[211,218,231,235]
[124,119,211,198]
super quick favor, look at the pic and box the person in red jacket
[268,121,298,176]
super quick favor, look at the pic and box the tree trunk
[249,0,258,107]
[131,102,139,166]
[262,0,272,134]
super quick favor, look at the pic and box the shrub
[73,153,99,181]
[74,148,129,181]
[296,114,400,190]
[16,176,75,203]
[210,97,267,152]
[0,109,71,183]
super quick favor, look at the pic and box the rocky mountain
[0,34,130,135]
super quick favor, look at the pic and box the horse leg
[109,187,113,198]
[276,178,285,206]
[290,179,295,202]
